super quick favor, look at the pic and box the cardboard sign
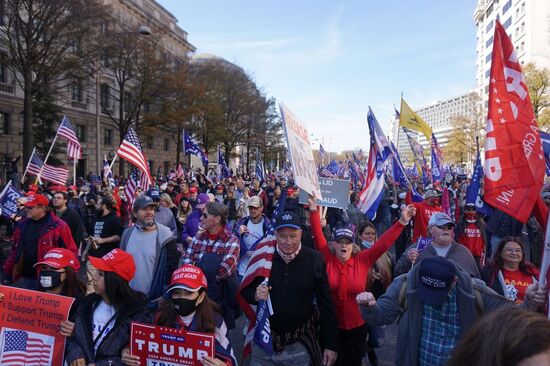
[131,322,215,366]
[0,286,75,366]
[299,177,350,209]
[279,103,322,199]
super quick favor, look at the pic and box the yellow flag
[399,98,432,140]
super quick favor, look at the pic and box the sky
[157,0,478,153]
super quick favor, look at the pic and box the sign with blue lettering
[299,177,350,209]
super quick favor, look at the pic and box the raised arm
[308,195,328,251]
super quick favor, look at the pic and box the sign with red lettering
[0,285,75,366]
[130,322,215,366]
[279,102,322,199]
[483,20,545,223]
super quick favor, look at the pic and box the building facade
[0,0,195,182]
[395,92,479,163]
[474,0,550,104]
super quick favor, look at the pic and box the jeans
[251,341,310,366]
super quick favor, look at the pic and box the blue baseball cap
[273,211,301,230]
[334,226,354,242]
[418,256,456,306]
[146,188,160,201]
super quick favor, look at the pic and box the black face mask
[173,297,199,316]
[40,270,64,289]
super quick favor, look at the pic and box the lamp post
[95,25,151,175]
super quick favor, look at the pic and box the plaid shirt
[182,226,240,280]
[419,287,462,366]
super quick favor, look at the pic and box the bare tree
[2,0,107,164]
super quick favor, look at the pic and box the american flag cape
[56,115,82,160]
[357,107,392,219]
[236,192,285,358]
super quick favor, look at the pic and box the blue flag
[183,130,209,168]
[348,160,359,189]
[390,142,409,188]
[0,182,22,218]
[253,297,273,356]
[466,152,492,216]
[217,145,230,178]
[319,144,326,158]
[416,237,433,252]
[431,134,443,183]
[326,159,339,176]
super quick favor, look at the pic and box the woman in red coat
[308,196,416,366]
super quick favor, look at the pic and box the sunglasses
[436,224,454,230]
[201,213,209,219]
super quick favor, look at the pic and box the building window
[104,129,112,145]
[71,79,83,102]
[164,138,170,151]
[100,84,110,109]
[486,36,493,48]
[0,53,7,83]
[164,161,169,176]
[147,136,153,149]
[485,53,491,63]
[521,2,525,14]
[486,20,493,33]
[76,124,86,142]
[485,69,491,78]
[502,0,512,14]
[148,160,154,173]
[520,22,525,34]
[503,17,512,29]
[0,112,8,134]
[124,92,132,113]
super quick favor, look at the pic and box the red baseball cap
[89,249,136,282]
[167,264,208,293]
[287,187,296,195]
[28,184,38,192]
[189,187,198,193]
[34,248,80,270]
[68,185,78,191]
[22,194,49,207]
[50,185,67,192]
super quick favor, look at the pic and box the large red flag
[483,20,545,223]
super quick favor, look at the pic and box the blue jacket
[181,208,201,243]
[120,223,180,302]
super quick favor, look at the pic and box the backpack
[396,275,484,322]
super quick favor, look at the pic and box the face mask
[465,211,477,222]
[40,270,64,289]
[96,207,104,216]
[361,240,374,249]
[173,297,199,316]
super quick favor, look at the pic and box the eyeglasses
[502,248,523,254]
[201,213,209,219]
[436,224,454,230]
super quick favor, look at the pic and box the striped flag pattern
[27,150,44,176]
[117,128,152,188]
[41,164,69,185]
[57,115,82,159]
[0,329,53,365]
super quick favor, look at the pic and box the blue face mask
[361,240,373,249]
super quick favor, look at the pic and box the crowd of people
[0,166,549,366]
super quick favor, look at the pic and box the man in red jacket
[406,189,443,242]
[2,194,78,290]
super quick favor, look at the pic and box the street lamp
[95,25,151,175]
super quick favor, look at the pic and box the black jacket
[65,294,151,366]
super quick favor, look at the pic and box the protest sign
[416,237,433,252]
[0,286,74,366]
[299,177,350,209]
[131,322,215,366]
[279,103,322,199]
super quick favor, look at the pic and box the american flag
[124,167,150,209]
[56,115,82,159]
[103,156,115,189]
[0,329,53,365]
[236,192,285,358]
[41,164,69,185]
[117,128,152,188]
[26,149,44,176]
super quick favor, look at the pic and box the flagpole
[21,147,36,185]
[37,130,60,181]
[73,158,77,185]
[108,154,118,173]
[388,141,413,190]
[0,180,12,200]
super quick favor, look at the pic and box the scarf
[276,243,301,264]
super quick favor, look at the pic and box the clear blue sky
[157,0,478,152]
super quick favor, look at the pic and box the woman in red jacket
[308,196,416,366]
